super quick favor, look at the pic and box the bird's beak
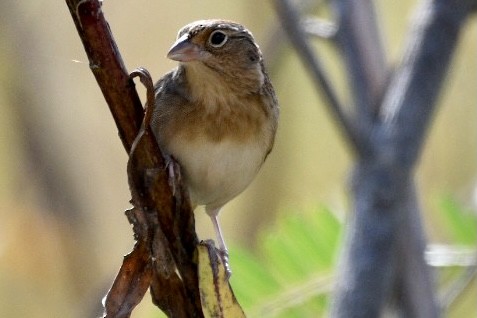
[167,34,204,62]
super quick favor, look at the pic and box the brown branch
[65,1,204,317]
[125,117,201,317]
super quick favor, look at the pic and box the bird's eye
[208,30,228,47]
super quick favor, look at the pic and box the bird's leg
[208,210,232,278]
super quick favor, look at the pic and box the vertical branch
[331,0,475,316]
[394,184,439,317]
[273,0,477,316]
[380,0,474,167]
[272,0,367,157]
[331,164,408,317]
[332,0,388,117]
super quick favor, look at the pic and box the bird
[150,19,279,275]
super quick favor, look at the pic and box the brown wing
[260,62,279,160]
[150,68,191,149]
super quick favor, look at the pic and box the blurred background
[0,0,475,317]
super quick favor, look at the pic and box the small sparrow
[151,19,279,274]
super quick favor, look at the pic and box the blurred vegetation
[0,0,475,317]
[232,201,476,317]
[231,207,341,317]
[231,199,477,318]
[133,200,477,317]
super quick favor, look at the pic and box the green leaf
[230,207,342,317]
[439,196,477,245]
[229,247,281,308]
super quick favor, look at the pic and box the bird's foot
[217,248,232,279]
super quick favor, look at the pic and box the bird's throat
[182,62,240,108]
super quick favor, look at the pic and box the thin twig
[440,267,477,311]
[272,0,366,157]
[439,247,477,312]
[332,0,388,120]
[130,67,155,126]
[250,274,334,317]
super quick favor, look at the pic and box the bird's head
[167,20,265,94]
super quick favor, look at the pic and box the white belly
[168,136,266,211]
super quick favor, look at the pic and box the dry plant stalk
[65,1,210,317]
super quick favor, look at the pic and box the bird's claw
[218,248,232,279]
